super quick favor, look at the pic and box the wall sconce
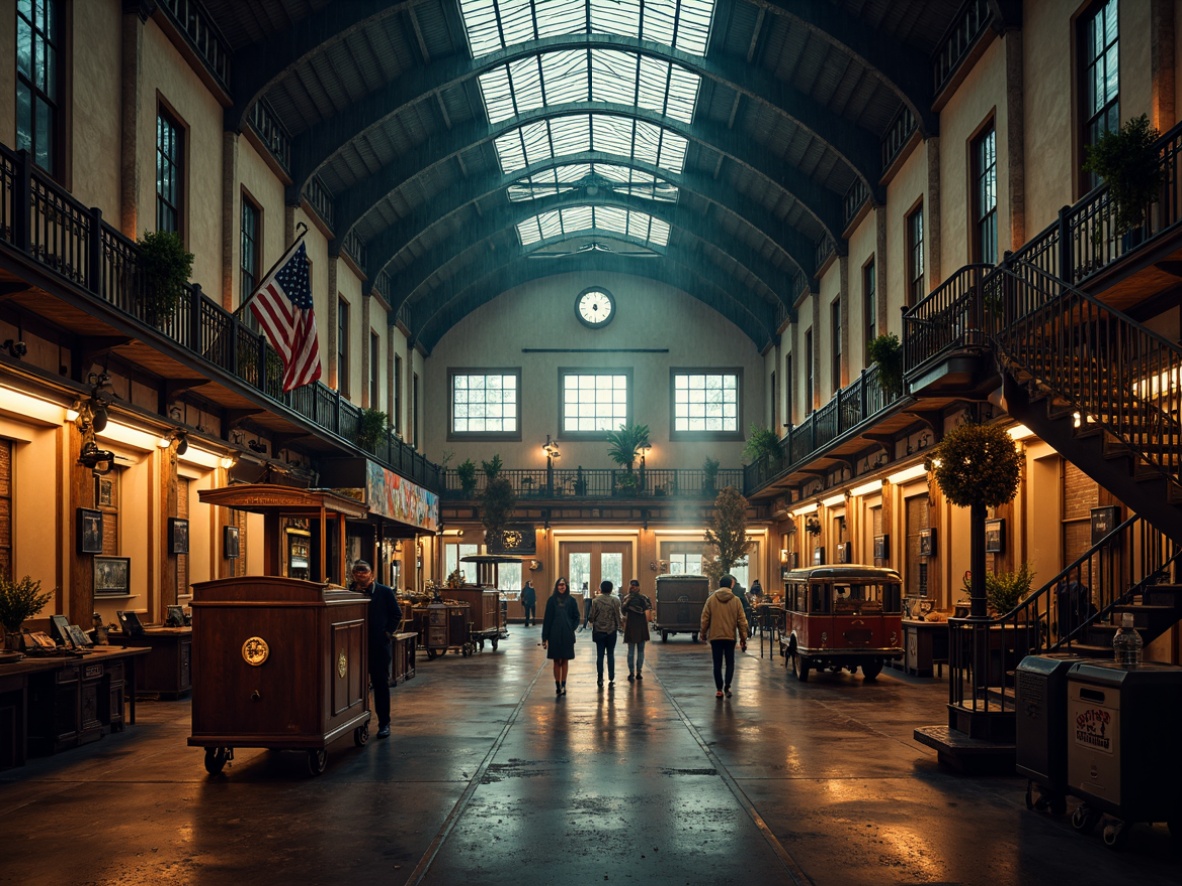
[1,339,27,359]
[78,440,115,475]
[219,455,237,470]
[650,561,658,571]
[542,434,560,466]
[779,549,789,564]
[247,439,268,454]
[529,559,543,571]
[157,431,189,455]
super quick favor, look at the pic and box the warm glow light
[0,387,70,425]
[887,463,928,485]
[179,446,222,469]
[97,420,160,452]
[850,479,883,497]
[158,435,173,448]
[821,493,845,509]
[65,406,80,422]
[1007,424,1034,441]
[219,456,237,470]
[790,502,818,517]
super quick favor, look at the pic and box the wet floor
[1,628,1178,885]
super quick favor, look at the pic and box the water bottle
[1112,612,1143,668]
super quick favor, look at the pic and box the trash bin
[1015,653,1081,814]
[1065,660,1182,846]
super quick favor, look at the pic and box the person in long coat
[542,576,580,696]
[620,578,652,681]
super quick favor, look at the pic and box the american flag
[249,239,322,392]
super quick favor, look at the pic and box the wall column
[875,205,888,333]
[1152,0,1176,129]
[221,131,239,310]
[1005,29,1026,249]
[925,137,941,288]
[119,2,152,238]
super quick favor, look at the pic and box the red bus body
[779,565,904,682]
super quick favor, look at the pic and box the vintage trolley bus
[779,565,904,682]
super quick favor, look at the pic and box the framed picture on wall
[813,545,825,565]
[169,518,189,554]
[1090,506,1120,545]
[985,519,1005,554]
[94,556,131,596]
[77,508,104,554]
[873,535,889,560]
[919,528,936,557]
[837,542,852,563]
[224,525,240,559]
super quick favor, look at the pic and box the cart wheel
[491,637,499,651]
[464,642,475,657]
[204,747,229,775]
[691,632,699,643]
[354,723,369,747]
[426,648,438,661]
[791,650,810,682]
[1071,804,1101,834]
[478,639,485,651]
[862,659,883,681]
[307,749,327,776]
[1102,820,1129,849]
[661,631,669,643]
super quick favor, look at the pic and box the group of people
[538,573,752,698]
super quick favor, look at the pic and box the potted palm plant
[742,424,782,469]
[1083,114,1166,243]
[867,333,904,399]
[456,458,478,497]
[605,423,650,495]
[0,573,53,651]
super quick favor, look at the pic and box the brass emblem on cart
[337,650,347,678]
[501,529,522,549]
[242,636,270,666]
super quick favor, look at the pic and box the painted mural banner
[364,461,439,532]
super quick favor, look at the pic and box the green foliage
[962,563,1036,616]
[355,408,388,452]
[481,454,504,479]
[742,424,781,466]
[0,573,53,633]
[928,422,1022,508]
[481,474,516,545]
[614,471,640,495]
[1083,114,1166,235]
[456,459,478,496]
[605,423,650,471]
[702,486,753,584]
[136,230,194,323]
[702,456,720,494]
[867,333,904,398]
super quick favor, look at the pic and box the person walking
[700,574,748,698]
[620,578,652,681]
[542,576,580,696]
[521,579,537,627]
[351,559,402,739]
[588,580,624,688]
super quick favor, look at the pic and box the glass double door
[559,542,631,608]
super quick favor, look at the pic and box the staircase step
[1065,641,1114,658]
[914,725,1015,775]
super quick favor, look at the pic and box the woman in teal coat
[542,576,580,695]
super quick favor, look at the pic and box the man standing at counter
[352,560,402,740]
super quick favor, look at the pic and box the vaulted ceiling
[198,0,989,351]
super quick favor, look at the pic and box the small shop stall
[455,554,515,651]
[188,485,372,776]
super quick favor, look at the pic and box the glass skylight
[507,163,678,203]
[495,114,687,176]
[517,205,670,248]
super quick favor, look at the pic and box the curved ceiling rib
[753,0,937,137]
[409,249,779,353]
[291,33,881,206]
[388,190,788,313]
[225,0,411,131]
[364,153,817,294]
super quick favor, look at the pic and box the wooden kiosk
[455,555,515,651]
[188,485,372,776]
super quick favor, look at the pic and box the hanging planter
[136,231,194,325]
[927,421,1022,507]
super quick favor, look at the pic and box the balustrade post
[87,207,103,298]
[1057,205,1072,283]
[189,283,203,351]
[14,150,31,253]
[257,333,268,392]
[859,368,868,417]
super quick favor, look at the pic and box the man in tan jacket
[700,574,749,698]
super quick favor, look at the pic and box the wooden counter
[108,626,192,699]
[903,619,950,677]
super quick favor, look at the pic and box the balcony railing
[0,143,442,494]
[441,467,743,500]
[932,0,991,98]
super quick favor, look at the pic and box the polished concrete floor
[1,628,1178,886]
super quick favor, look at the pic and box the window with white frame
[671,371,741,437]
[561,370,630,434]
[450,370,521,438]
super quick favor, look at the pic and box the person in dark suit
[351,559,402,739]
[542,576,580,696]
[521,579,537,626]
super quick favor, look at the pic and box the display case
[421,601,473,660]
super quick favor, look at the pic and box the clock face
[575,288,615,328]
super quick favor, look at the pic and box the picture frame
[68,624,93,648]
[837,541,852,563]
[919,527,936,557]
[223,524,240,559]
[77,507,104,554]
[116,610,146,637]
[94,556,131,596]
[50,614,73,646]
[169,517,189,554]
[813,545,825,565]
[1090,506,1120,545]
[97,476,114,507]
[165,605,187,627]
[985,518,1005,554]
[874,535,889,561]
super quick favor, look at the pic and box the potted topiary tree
[1083,114,1166,244]
[355,408,388,452]
[742,424,782,470]
[0,573,53,651]
[136,230,195,326]
[480,455,516,546]
[867,333,904,399]
[456,458,478,497]
[702,486,753,585]
[702,457,720,497]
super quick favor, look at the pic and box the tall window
[337,297,350,397]
[156,107,184,234]
[412,373,420,447]
[561,371,630,434]
[863,259,876,362]
[16,0,63,176]
[240,194,260,299]
[449,370,521,438]
[1080,0,1119,191]
[770,371,777,431]
[973,123,998,265]
[830,299,842,393]
[906,204,925,306]
[785,354,794,427]
[369,333,380,408]
[671,371,740,437]
[805,330,815,415]
[177,478,190,600]
[393,354,403,436]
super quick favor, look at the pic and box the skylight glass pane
[478,65,518,124]
[595,205,629,235]
[549,115,592,158]
[649,217,670,245]
[516,206,669,250]
[538,50,586,105]
[563,205,595,231]
[507,163,679,203]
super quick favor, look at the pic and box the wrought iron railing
[843,179,869,228]
[158,0,232,90]
[932,0,991,97]
[441,467,743,500]
[247,100,292,172]
[0,143,442,493]
[881,106,917,172]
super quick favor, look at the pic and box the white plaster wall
[846,214,878,374]
[69,0,122,213]
[884,144,926,332]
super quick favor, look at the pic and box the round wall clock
[575,287,615,328]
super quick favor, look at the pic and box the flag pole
[234,222,309,318]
